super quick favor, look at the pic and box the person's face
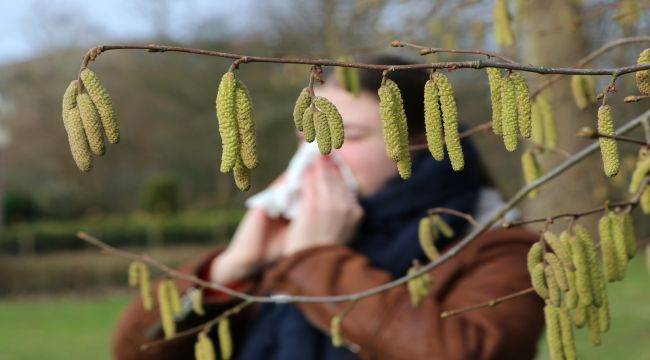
[311,83,398,198]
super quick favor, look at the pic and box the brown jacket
[112,228,544,360]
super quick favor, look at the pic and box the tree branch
[440,287,535,319]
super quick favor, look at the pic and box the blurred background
[0,0,648,358]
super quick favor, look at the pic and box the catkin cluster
[292,88,345,155]
[418,214,455,261]
[629,148,650,214]
[379,79,412,178]
[406,261,433,308]
[531,93,557,150]
[496,72,532,151]
[493,0,514,47]
[127,261,153,311]
[216,71,259,191]
[336,56,361,97]
[570,75,597,110]
[597,105,620,177]
[422,73,464,171]
[157,279,183,339]
[61,69,120,171]
[635,49,650,95]
[194,331,216,360]
[521,150,543,198]
[598,211,637,282]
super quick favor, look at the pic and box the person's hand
[283,157,364,256]
[210,177,289,284]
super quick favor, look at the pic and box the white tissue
[245,142,359,219]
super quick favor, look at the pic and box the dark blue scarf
[237,139,485,360]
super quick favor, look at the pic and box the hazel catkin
[500,75,518,152]
[622,212,637,259]
[545,253,569,292]
[79,68,120,144]
[302,107,316,143]
[293,87,312,132]
[628,154,650,194]
[191,289,205,316]
[597,105,620,177]
[418,216,441,261]
[218,318,233,360]
[139,263,153,311]
[574,225,605,307]
[233,158,251,191]
[573,306,586,328]
[486,68,502,135]
[586,305,602,346]
[378,82,404,162]
[544,305,564,360]
[527,242,543,274]
[599,214,620,282]
[569,231,593,308]
[77,91,106,156]
[434,73,464,171]
[531,263,549,299]
[545,266,562,306]
[128,261,140,287]
[610,212,629,280]
[64,106,93,172]
[158,281,176,339]
[511,73,531,138]
[330,315,344,347]
[423,78,444,161]
[234,79,259,170]
[315,96,345,150]
[493,0,515,47]
[216,71,240,173]
[521,150,542,199]
[314,110,332,155]
[545,231,575,271]
[635,49,650,95]
[558,306,577,360]
[195,331,216,360]
[571,75,597,109]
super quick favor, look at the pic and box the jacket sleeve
[263,228,545,360]
[111,249,257,360]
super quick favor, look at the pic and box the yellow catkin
[330,315,344,347]
[628,155,650,194]
[407,265,426,307]
[545,267,562,306]
[314,110,332,155]
[158,281,176,339]
[195,331,216,360]
[434,73,464,171]
[545,231,575,271]
[493,0,515,47]
[538,94,557,148]
[635,49,650,95]
[511,73,531,138]
[545,253,569,292]
[336,56,361,97]
[642,188,650,214]
[315,97,345,150]
[79,68,119,144]
[560,232,578,308]
[423,78,445,161]
[384,79,411,164]
[218,318,233,360]
[378,83,403,162]
[586,305,602,346]
[573,306,586,328]
[216,71,240,173]
[139,263,153,311]
[569,232,593,308]
[486,68,503,135]
[527,242,543,274]
[128,261,140,287]
[418,216,440,261]
[64,107,93,172]
[597,105,620,177]
[233,157,251,191]
[192,289,205,316]
[558,306,577,360]
[302,107,316,143]
[500,75,518,152]
[574,225,605,307]
[610,212,629,280]
[531,101,545,149]
[396,157,412,180]
[622,212,636,259]
[77,92,106,156]
[544,305,564,360]
[62,80,78,118]
[166,280,182,316]
[293,88,312,132]
[234,79,258,170]
[599,214,620,282]
[432,215,454,238]
[598,293,610,333]
[571,75,588,110]
[521,150,542,198]
[531,263,549,299]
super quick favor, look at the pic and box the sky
[0,0,260,65]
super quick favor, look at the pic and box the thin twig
[624,94,650,103]
[392,40,517,64]
[579,130,650,147]
[440,287,535,319]
[428,207,480,228]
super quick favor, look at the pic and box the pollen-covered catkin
[396,157,412,180]
[218,318,233,360]
[330,315,344,347]
[139,263,153,311]
[610,212,629,280]
[622,212,637,259]
[531,101,545,148]
[599,214,620,282]
[629,155,650,194]
[598,294,610,333]
[314,110,332,155]
[635,49,650,95]
[545,253,569,292]
[79,68,120,144]
[574,225,605,307]
[493,0,515,47]
[216,71,240,173]
[544,305,564,360]
[642,188,650,214]
[571,75,597,109]
[521,150,542,198]
[192,289,205,316]
[430,215,453,238]
[195,331,216,360]
[293,88,312,132]
[486,68,502,135]
[384,79,411,167]
[407,264,428,307]
[423,78,445,161]
[531,263,549,299]
[62,80,78,118]
[64,107,93,172]
[511,73,531,138]
[586,305,602,346]
[434,73,464,171]
[77,92,106,156]
[166,280,182,316]
[315,97,345,150]
[597,105,620,177]
[560,232,578,308]
[128,261,140,287]
[233,158,251,191]
[302,107,316,143]
[573,306,586,328]
[419,216,440,261]
[235,79,258,170]
[558,306,577,360]
[545,231,575,271]
[158,281,176,339]
[500,75,518,152]
[527,242,543,274]
[545,266,562,306]
[538,94,557,148]
[569,233,593,307]
[378,82,404,162]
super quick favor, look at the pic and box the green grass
[0,254,647,359]
[0,293,131,360]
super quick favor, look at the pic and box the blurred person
[112,55,544,360]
